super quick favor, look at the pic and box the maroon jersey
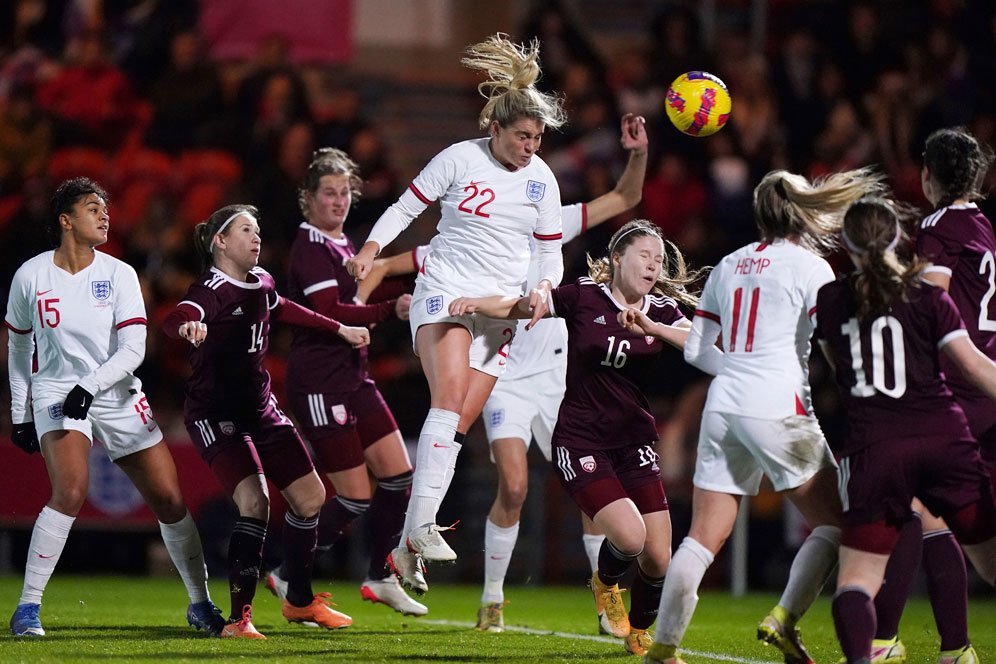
[917,204,996,433]
[287,223,369,393]
[815,278,973,456]
[177,267,278,417]
[550,277,686,450]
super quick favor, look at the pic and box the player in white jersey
[5,178,224,638]
[353,114,650,629]
[345,34,566,593]
[645,168,887,664]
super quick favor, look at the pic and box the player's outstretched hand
[11,421,39,454]
[338,325,370,348]
[621,113,648,152]
[395,294,412,321]
[178,321,207,347]
[618,308,655,335]
[346,242,379,280]
[448,297,480,316]
[62,385,94,420]
[526,285,551,330]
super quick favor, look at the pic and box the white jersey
[695,239,834,419]
[504,202,587,379]
[5,251,147,422]
[369,138,563,297]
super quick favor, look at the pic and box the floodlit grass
[0,576,992,662]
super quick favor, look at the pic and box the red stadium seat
[113,180,162,231]
[47,147,111,184]
[112,147,176,191]
[179,181,227,228]
[177,150,242,191]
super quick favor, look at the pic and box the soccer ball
[665,71,732,137]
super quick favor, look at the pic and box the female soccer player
[450,219,716,656]
[645,168,886,664]
[865,128,996,664]
[6,177,224,637]
[817,197,996,664]
[264,148,424,617]
[352,114,650,631]
[164,204,369,639]
[346,33,566,592]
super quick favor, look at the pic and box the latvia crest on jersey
[526,180,546,202]
[579,455,597,473]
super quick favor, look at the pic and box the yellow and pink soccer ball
[665,71,732,137]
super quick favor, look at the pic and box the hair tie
[841,221,900,256]
[608,226,645,256]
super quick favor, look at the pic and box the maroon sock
[283,510,319,608]
[833,587,875,663]
[228,516,266,621]
[629,566,664,630]
[874,516,922,639]
[317,495,368,550]
[596,539,637,586]
[366,471,412,580]
[923,530,969,651]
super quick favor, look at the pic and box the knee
[293,485,327,519]
[638,549,670,578]
[146,490,187,524]
[610,524,647,558]
[498,478,528,510]
[51,481,89,516]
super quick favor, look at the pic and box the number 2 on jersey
[457,182,495,218]
[979,251,996,332]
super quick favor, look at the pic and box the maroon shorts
[288,381,399,474]
[552,441,668,519]
[839,436,995,553]
[185,395,315,494]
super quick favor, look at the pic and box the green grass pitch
[0,576,992,662]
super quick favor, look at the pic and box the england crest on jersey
[426,295,443,315]
[489,409,505,428]
[91,280,111,300]
[526,180,546,202]
[48,403,64,420]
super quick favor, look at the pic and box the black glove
[62,385,94,420]
[11,421,39,454]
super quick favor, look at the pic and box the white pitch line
[422,619,779,664]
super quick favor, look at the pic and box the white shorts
[34,387,163,461]
[693,411,837,495]
[409,280,516,378]
[482,361,567,462]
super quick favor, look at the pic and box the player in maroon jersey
[816,197,996,664]
[450,219,715,656]
[263,148,426,617]
[163,204,369,639]
[866,128,996,664]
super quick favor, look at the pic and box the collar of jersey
[598,282,649,314]
[210,266,262,289]
[300,221,349,246]
[946,202,978,210]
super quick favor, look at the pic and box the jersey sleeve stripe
[533,232,563,241]
[581,203,588,234]
[922,265,953,277]
[303,279,339,295]
[808,305,817,318]
[410,247,420,271]
[178,300,205,321]
[116,317,147,329]
[4,320,30,334]
[408,183,432,205]
[937,328,969,349]
[694,309,720,323]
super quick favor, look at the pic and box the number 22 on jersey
[457,182,495,219]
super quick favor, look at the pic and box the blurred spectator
[648,5,713,89]
[314,81,369,152]
[236,33,309,155]
[146,30,227,152]
[346,127,398,235]
[0,0,71,58]
[641,151,708,250]
[834,1,902,103]
[36,30,141,149]
[521,0,605,93]
[0,83,51,194]
[771,29,824,168]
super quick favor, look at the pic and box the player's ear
[488,120,501,138]
[58,212,72,232]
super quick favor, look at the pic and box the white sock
[402,408,459,545]
[654,537,714,647]
[433,440,463,524]
[582,533,605,574]
[482,519,519,604]
[159,512,210,604]
[20,506,75,605]
[777,525,840,619]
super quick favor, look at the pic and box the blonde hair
[843,197,927,320]
[753,167,886,256]
[298,147,362,217]
[586,219,704,308]
[462,33,567,131]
